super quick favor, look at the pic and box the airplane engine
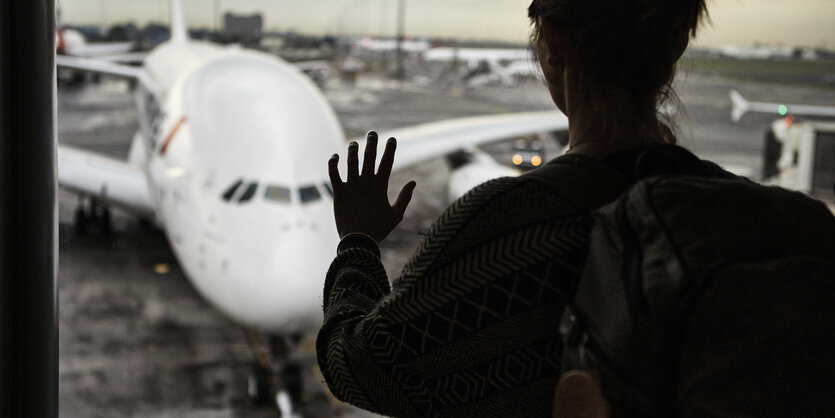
[446,149,520,202]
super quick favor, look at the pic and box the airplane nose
[243,229,334,333]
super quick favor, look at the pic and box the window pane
[264,185,292,203]
[300,185,322,203]
[222,179,243,201]
[239,182,258,203]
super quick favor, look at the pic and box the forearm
[317,235,419,416]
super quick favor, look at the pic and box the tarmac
[57,63,835,417]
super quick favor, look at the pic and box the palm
[328,132,417,243]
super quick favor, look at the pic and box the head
[528,0,708,145]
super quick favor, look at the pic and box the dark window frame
[238,182,259,203]
[299,185,322,204]
[222,179,244,201]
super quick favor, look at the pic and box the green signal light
[778,105,789,116]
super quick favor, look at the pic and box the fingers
[362,131,378,177]
[392,181,417,219]
[378,137,397,181]
[328,153,342,189]
[347,141,359,182]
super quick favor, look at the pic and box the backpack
[524,145,835,417]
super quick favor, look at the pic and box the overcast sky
[58,0,835,48]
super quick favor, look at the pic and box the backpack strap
[522,153,633,211]
[523,145,721,209]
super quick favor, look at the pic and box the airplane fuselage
[133,40,344,333]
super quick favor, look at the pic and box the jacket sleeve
[316,176,585,416]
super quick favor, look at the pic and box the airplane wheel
[248,362,273,407]
[74,207,89,235]
[98,208,112,235]
[281,362,303,405]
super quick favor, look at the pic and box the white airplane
[423,47,539,87]
[356,37,431,53]
[729,90,835,214]
[56,0,568,412]
[57,26,147,63]
[730,89,835,122]
[423,47,532,64]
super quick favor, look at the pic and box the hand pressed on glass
[328,131,417,242]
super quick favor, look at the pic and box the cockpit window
[300,185,322,204]
[264,185,292,203]
[238,182,258,203]
[322,182,333,197]
[222,179,243,201]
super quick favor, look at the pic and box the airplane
[423,47,532,64]
[356,37,431,53]
[422,47,539,87]
[729,90,835,214]
[57,25,146,63]
[57,1,568,414]
[730,89,835,123]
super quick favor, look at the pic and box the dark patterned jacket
[317,175,588,417]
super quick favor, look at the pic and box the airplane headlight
[531,156,542,167]
[512,154,523,165]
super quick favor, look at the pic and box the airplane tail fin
[730,89,749,122]
[170,0,188,43]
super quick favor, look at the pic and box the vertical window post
[0,0,59,416]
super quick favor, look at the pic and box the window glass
[222,179,243,201]
[238,182,258,203]
[264,185,292,203]
[322,182,333,197]
[300,185,322,203]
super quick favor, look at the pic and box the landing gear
[74,196,111,235]
[248,362,274,407]
[244,330,305,417]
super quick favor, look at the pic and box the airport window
[222,179,243,201]
[322,182,333,197]
[238,182,259,203]
[264,185,292,203]
[300,185,322,204]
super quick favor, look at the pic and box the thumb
[392,181,417,218]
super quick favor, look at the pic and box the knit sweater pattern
[317,176,589,417]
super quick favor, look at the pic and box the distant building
[223,13,263,43]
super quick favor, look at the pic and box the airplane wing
[95,52,149,64]
[352,110,569,174]
[58,145,155,219]
[56,55,161,97]
[730,89,835,122]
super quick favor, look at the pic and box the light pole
[395,0,405,79]
[215,0,221,34]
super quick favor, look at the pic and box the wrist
[337,233,381,258]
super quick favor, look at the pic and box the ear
[553,371,610,418]
[541,21,564,69]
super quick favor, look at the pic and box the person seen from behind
[316,0,835,416]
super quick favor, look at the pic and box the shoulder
[437,175,582,233]
[397,175,586,281]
